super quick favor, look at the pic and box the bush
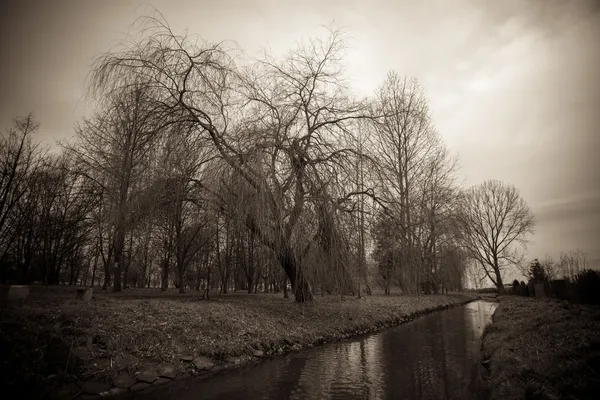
[529,259,546,283]
[574,269,600,305]
[512,279,520,294]
[519,281,529,296]
[549,279,570,300]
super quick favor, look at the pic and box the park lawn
[0,286,475,398]
[482,295,600,400]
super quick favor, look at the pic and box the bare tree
[459,179,535,292]
[558,249,588,280]
[370,72,449,294]
[65,86,165,291]
[0,114,43,265]
[7,153,96,284]
[88,15,373,302]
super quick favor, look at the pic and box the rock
[72,346,95,362]
[76,288,93,301]
[136,369,157,383]
[100,387,128,397]
[112,371,135,388]
[192,356,214,371]
[156,362,177,379]
[81,381,112,395]
[113,353,138,368]
[92,358,112,369]
[180,355,194,361]
[252,350,264,358]
[225,356,241,365]
[155,378,172,385]
[130,382,151,392]
[7,285,29,300]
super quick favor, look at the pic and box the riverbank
[1,286,476,399]
[481,295,600,399]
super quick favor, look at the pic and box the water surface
[129,300,496,400]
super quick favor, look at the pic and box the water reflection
[128,300,496,400]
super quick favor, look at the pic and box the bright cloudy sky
[1,0,599,270]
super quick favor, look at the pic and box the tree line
[0,15,537,301]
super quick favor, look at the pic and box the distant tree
[512,279,520,294]
[7,153,96,284]
[66,86,165,291]
[519,280,528,296]
[0,114,43,267]
[558,249,588,280]
[529,259,546,283]
[370,73,440,294]
[459,180,535,293]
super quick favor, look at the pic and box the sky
[1,0,599,273]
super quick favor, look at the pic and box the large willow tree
[88,15,373,302]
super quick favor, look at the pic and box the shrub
[574,269,600,305]
[549,279,570,300]
[512,279,520,295]
[519,281,529,296]
[529,259,546,283]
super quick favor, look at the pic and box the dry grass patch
[482,296,600,400]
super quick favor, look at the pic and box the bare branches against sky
[1,0,598,268]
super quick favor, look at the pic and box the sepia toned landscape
[1,1,599,399]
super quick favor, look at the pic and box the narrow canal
[126,300,497,400]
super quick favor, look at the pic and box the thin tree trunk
[178,269,185,293]
[112,219,126,292]
[283,277,289,299]
[91,250,98,288]
[123,232,133,289]
[161,258,169,291]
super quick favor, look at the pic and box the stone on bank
[7,285,29,301]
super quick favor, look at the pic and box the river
[126,300,497,400]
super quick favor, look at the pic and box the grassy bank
[481,295,600,400]
[1,286,475,399]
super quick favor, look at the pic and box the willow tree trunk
[277,245,313,303]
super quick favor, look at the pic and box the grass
[0,285,475,398]
[481,295,600,400]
